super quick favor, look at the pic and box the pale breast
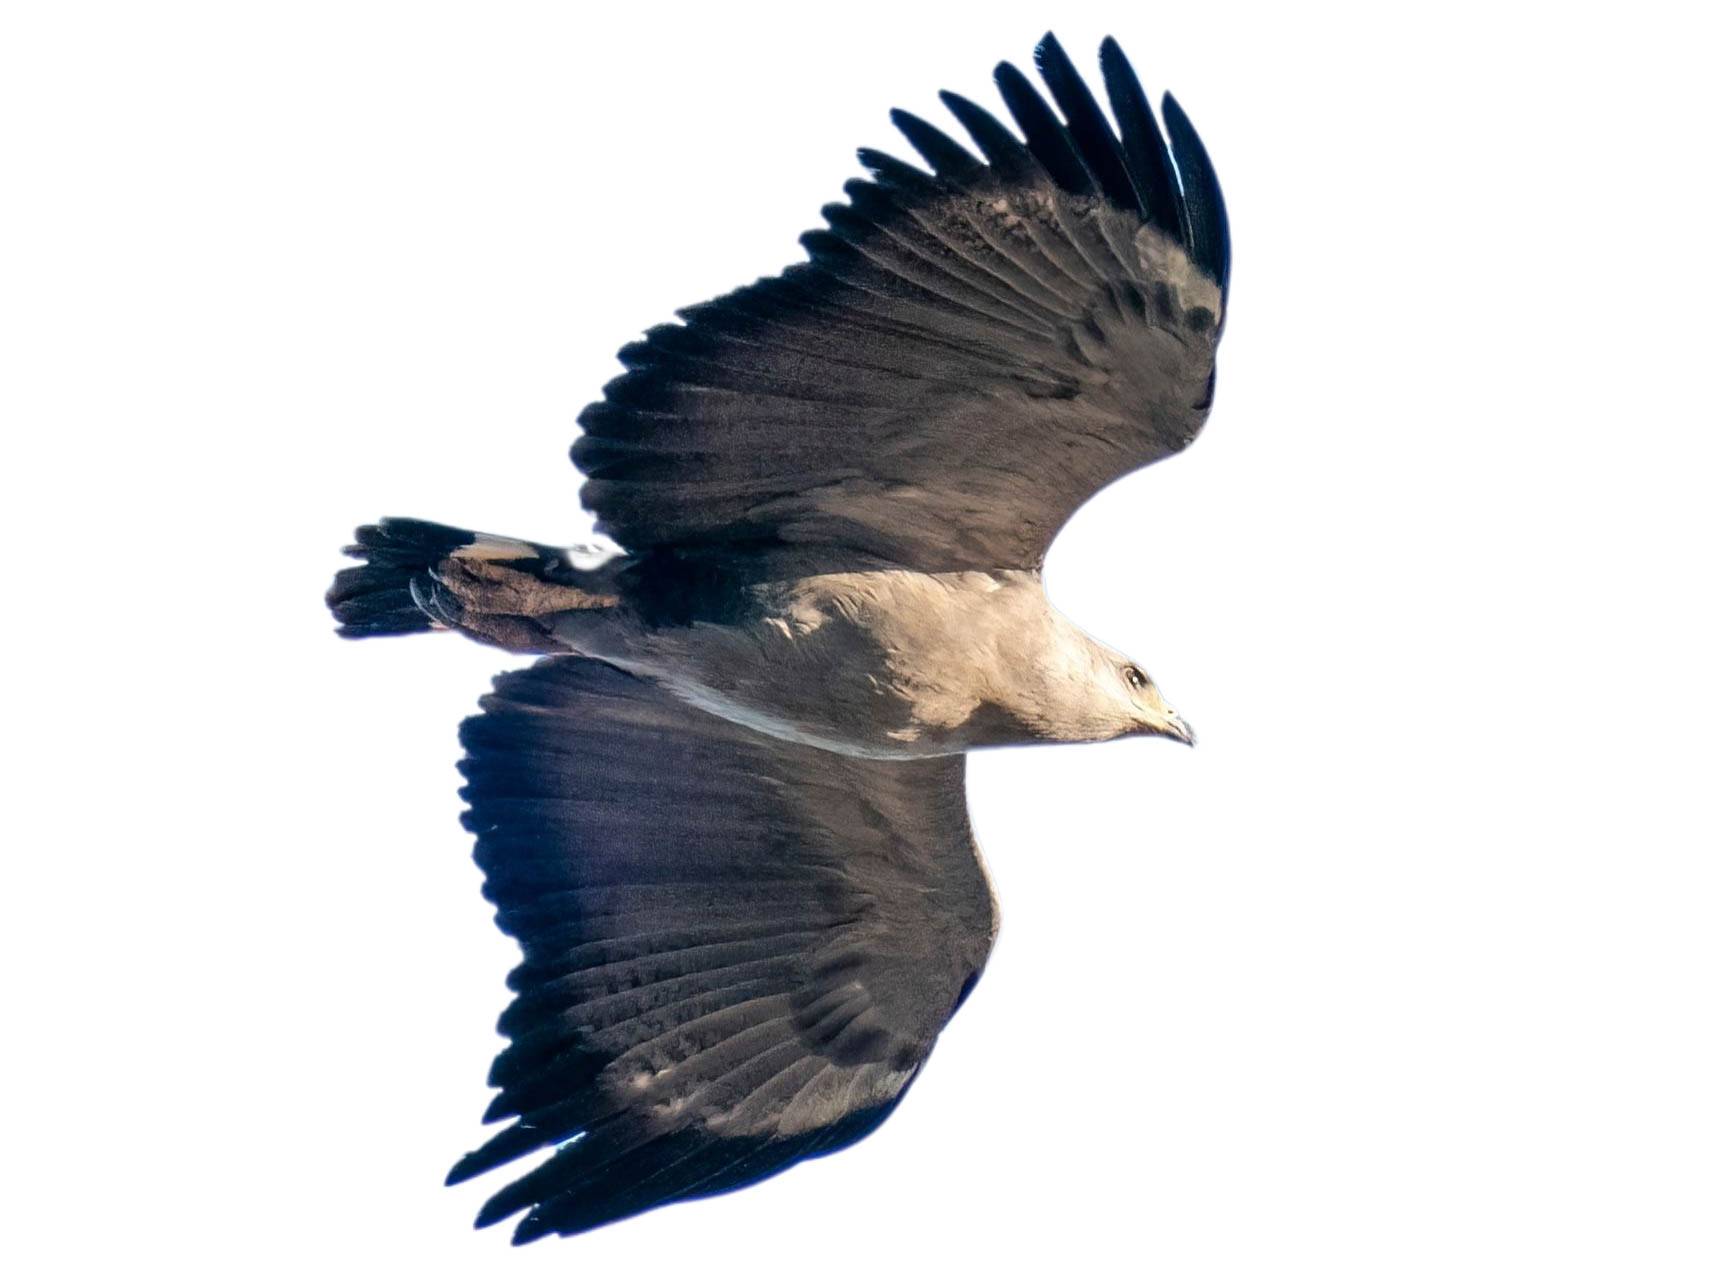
[571,568,1055,758]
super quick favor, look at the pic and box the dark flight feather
[938,90,1038,179]
[1034,32,1140,214]
[1162,91,1232,294]
[993,60,1095,197]
[855,145,938,194]
[1098,35,1186,241]
[888,108,985,182]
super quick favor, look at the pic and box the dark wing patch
[573,33,1229,576]
[450,658,994,1241]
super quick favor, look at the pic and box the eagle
[327,32,1228,1242]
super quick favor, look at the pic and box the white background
[5,2,1710,1282]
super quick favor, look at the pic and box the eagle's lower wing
[573,35,1228,576]
[449,658,995,1241]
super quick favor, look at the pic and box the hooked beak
[1137,687,1196,747]
[1161,710,1196,747]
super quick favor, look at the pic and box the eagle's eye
[1123,666,1148,691]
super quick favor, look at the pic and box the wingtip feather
[889,107,982,180]
[1160,91,1231,294]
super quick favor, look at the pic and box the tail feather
[328,517,624,646]
[327,518,479,638]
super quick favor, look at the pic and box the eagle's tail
[326,517,621,650]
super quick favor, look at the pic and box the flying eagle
[328,32,1228,1242]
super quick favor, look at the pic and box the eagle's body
[532,563,1186,757]
[328,33,1228,1242]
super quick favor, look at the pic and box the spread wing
[449,658,995,1241]
[573,34,1229,575]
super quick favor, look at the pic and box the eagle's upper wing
[573,34,1229,575]
[449,657,995,1241]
